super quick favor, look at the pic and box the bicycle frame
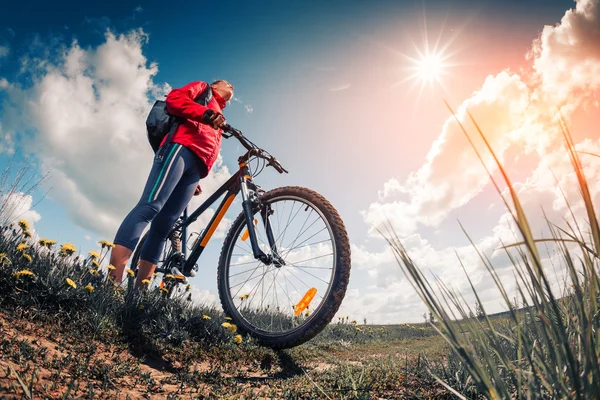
[155,160,280,276]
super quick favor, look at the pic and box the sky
[1,0,599,323]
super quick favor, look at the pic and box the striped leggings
[113,142,207,264]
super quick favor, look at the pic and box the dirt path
[0,312,450,399]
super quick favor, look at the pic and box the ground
[0,312,452,399]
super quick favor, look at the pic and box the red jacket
[162,81,227,178]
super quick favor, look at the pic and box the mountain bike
[128,125,351,349]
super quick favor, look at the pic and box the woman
[109,79,234,288]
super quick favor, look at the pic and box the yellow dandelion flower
[160,287,169,294]
[66,278,77,289]
[106,264,116,271]
[23,231,32,238]
[164,274,175,280]
[60,243,77,255]
[152,272,158,278]
[139,305,145,310]
[16,243,29,252]
[21,254,32,263]
[38,238,47,246]
[126,269,134,277]
[141,279,151,285]
[98,240,115,249]
[89,269,99,276]
[85,284,94,293]
[88,250,100,259]
[225,316,232,321]
[45,240,56,247]
[92,260,100,267]
[18,219,29,231]
[202,314,211,320]
[221,322,237,333]
[234,334,242,344]
[13,269,35,278]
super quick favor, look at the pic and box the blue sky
[1,0,599,323]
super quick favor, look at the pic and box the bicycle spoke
[275,276,295,312]
[282,238,330,254]
[230,259,262,267]
[282,227,329,259]
[287,265,332,270]
[281,209,315,253]
[286,262,331,285]
[283,266,325,302]
[229,262,264,279]
[275,200,284,242]
[230,269,265,290]
[276,202,302,250]
[226,195,339,335]
[246,264,272,306]
[261,268,280,309]
[286,252,334,265]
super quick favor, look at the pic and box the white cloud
[0,192,42,232]
[0,45,9,59]
[0,123,14,155]
[531,0,600,106]
[84,234,91,240]
[0,29,231,240]
[364,0,600,239]
[354,133,600,323]
[329,84,350,92]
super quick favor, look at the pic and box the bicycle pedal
[170,267,189,284]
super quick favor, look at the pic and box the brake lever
[223,124,242,136]
[267,158,288,174]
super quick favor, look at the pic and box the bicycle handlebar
[222,124,288,174]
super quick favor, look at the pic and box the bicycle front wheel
[217,186,351,349]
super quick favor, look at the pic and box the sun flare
[416,53,444,83]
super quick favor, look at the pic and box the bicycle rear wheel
[217,186,351,349]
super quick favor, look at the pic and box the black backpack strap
[164,83,213,147]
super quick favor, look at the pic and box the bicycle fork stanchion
[239,167,271,264]
[261,204,285,267]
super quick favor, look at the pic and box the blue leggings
[114,142,207,264]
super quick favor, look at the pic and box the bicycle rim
[223,194,337,336]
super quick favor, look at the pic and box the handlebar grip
[222,124,242,135]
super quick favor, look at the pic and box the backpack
[146,85,213,153]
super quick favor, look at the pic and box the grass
[382,108,600,398]
[0,160,454,398]
[5,105,593,398]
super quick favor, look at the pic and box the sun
[387,42,458,107]
[416,52,444,83]
[406,49,450,87]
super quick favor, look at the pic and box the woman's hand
[202,109,227,129]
